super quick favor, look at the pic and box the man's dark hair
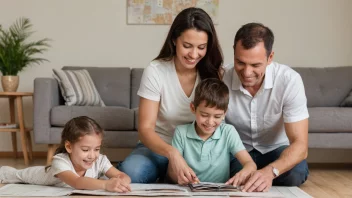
[193,78,229,111]
[234,23,274,58]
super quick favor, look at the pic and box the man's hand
[242,166,275,192]
[168,150,199,185]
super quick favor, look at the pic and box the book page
[189,182,240,192]
[72,184,190,196]
[130,183,188,192]
[0,184,73,196]
[272,186,313,198]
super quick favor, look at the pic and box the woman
[118,7,223,183]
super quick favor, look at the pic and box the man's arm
[270,118,308,174]
[242,118,308,192]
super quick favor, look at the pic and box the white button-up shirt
[223,62,309,154]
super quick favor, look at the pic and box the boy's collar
[186,121,221,140]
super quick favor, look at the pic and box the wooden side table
[0,92,33,166]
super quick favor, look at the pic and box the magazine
[189,182,240,192]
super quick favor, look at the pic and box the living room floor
[0,158,351,198]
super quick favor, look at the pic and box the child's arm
[105,166,131,185]
[225,150,256,187]
[56,171,130,192]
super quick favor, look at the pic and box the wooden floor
[1,158,352,198]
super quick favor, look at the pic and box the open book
[0,183,312,197]
[189,182,240,192]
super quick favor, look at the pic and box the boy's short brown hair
[193,78,229,111]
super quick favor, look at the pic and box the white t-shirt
[137,59,200,144]
[0,153,112,188]
[50,153,113,187]
[223,62,309,154]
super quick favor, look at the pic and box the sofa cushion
[53,69,105,106]
[62,66,131,108]
[340,90,352,107]
[44,128,138,148]
[104,131,139,148]
[308,107,352,133]
[51,106,134,130]
[131,68,144,109]
[293,67,352,107]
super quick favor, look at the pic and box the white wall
[0,0,351,152]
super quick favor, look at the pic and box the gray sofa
[34,66,143,163]
[292,66,352,149]
[34,66,352,163]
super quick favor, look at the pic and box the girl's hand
[114,173,131,184]
[169,151,199,185]
[225,169,253,187]
[105,177,131,193]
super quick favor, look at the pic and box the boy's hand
[105,178,131,193]
[225,169,253,187]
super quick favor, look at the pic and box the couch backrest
[131,68,144,109]
[292,66,352,107]
[62,66,131,108]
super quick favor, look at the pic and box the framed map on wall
[127,0,219,25]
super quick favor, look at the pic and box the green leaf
[0,17,50,75]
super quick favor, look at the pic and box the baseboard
[0,152,46,158]
[308,163,352,169]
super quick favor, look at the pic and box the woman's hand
[104,177,131,193]
[168,149,199,185]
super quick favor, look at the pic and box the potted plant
[0,17,50,92]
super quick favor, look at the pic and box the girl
[0,116,131,193]
[118,7,223,184]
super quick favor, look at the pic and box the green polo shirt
[172,122,245,183]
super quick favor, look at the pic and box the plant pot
[1,76,19,92]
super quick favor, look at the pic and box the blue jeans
[117,143,169,183]
[230,145,309,186]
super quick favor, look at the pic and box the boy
[168,78,256,187]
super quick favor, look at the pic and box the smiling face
[65,133,102,173]
[191,101,225,140]
[234,40,273,90]
[174,28,208,71]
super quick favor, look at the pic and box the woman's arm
[139,97,197,184]
[138,97,175,156]
[56,171,130,192]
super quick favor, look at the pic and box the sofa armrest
[33,78,62,144]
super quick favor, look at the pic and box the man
[223,23,309,192]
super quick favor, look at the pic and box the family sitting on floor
[0,7,309,193]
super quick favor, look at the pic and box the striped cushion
[53,69,105,106]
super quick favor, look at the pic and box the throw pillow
[340,90,352,107]
[53,69,105,106]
